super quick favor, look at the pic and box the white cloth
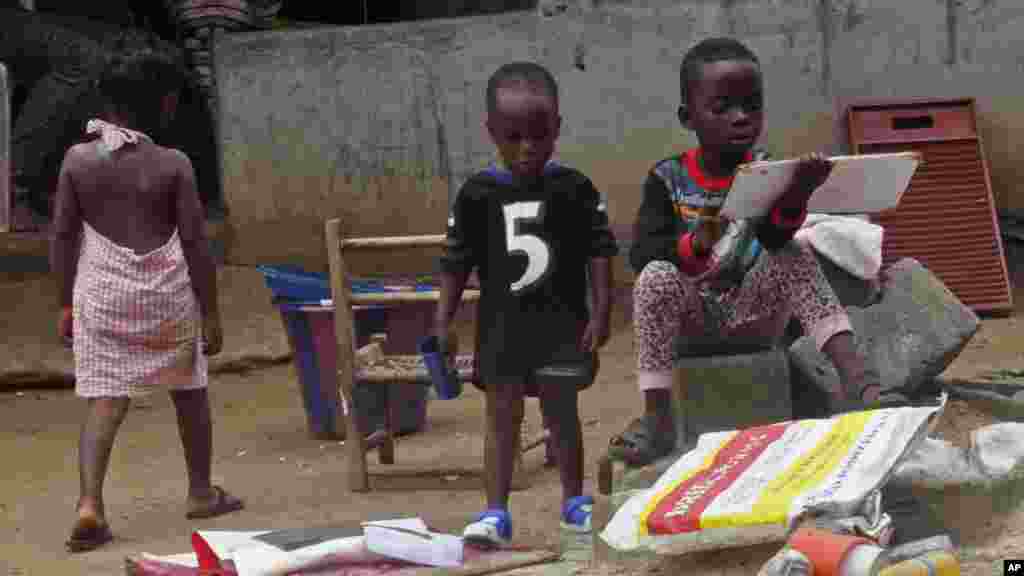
[795,214,884,280]
[73,223,207,397]
[85,118,152,154]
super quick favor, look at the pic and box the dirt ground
[2,278,1023,575]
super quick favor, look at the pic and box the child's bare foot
[186,486,244,520]
[67,508,113,553]
[832,371,912,414]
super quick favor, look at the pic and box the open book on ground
[719,151,922,220]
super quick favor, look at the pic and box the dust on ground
[1,278,1023,575]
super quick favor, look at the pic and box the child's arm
[756,153,832,250]
[51,147,83,340]
[584,258,613,351]
[630,173,712,277]
[173,150,222,354]
[435,271,467,333]
[582,181,619,351]
[434,189,477,351]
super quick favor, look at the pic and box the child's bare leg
[822,331,882,406]
[77,397,131,522]
[611,260,701,466]
[539,384,582,502]
[541,407,557,467]
[486,379,525,509]
[170,388,213,500]
[171,388,243,518]
[744,241,880,409]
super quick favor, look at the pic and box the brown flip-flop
[66,516,114,553]
[186,486,245,520]
[608,415,675,468]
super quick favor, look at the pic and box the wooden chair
[325,218,543,492]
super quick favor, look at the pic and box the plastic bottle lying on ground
[884,535,955,564]
[877,550,960,575]
[787,528,887,576]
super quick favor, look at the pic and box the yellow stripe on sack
[637,431,739,537]
[701,412,875,529]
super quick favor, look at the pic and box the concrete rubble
[789,258,981,404]
[893,422,1024,488]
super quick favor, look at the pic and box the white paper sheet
[363,518,464,568]
[720,152,921,220]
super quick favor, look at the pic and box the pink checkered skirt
[73,223,207,398]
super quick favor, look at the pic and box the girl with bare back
[50,50,243,553]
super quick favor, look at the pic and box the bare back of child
[71,138,186,256]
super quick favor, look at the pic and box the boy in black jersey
[435,62,618,547]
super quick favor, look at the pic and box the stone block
[674,347,793,450]
[789,258,981,403]
[611,349,792,494]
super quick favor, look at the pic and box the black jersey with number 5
[440,162,618,380]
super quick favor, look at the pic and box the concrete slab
[789,258,981,402]
[674,348,792,448]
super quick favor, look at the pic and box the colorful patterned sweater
[628,148,807,286]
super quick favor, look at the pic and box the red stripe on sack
[646,423,789,534]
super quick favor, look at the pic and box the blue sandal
[560,496,594,534]
[463,509,512,548]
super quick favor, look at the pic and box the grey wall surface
[215,0,1024,276]
[1,62,9,233]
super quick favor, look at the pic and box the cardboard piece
[720,152,921,220]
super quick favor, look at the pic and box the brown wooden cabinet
[848,97,1013,314]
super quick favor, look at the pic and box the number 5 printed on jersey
[503,201,552,293]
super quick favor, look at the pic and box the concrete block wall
[214,0,1024,278]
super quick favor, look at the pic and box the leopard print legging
[633,240,852,390]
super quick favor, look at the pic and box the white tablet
[719,151,922,220]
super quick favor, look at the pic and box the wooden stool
[326,218,544,492]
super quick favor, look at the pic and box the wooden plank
[326,218,370,492]
[350,290,480,305]
[378,383,395,464]
[343,234,447,249]
[368,464,489,478]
